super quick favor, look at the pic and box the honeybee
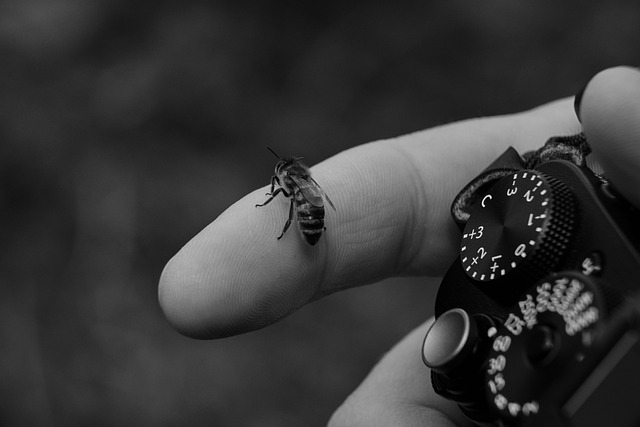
[256,147,336,246]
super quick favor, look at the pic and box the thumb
[579,66,640,208]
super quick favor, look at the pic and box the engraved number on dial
[461,172,550,282]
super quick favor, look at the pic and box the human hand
[158,66,640,426]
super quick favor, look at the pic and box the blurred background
[1,0,639,425]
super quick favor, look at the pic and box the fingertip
[158,254,206,338]
[157,225,249,339]
[158,189,321,339]
[580,66,640,207]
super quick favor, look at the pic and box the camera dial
[461,171,575,295]
[483,272,604,423]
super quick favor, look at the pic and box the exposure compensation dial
[460,170,576,288]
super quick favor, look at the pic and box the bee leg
[277,199,295,240]
[268,175,280,194]
[256,187,289,207]
[263,175,284,196]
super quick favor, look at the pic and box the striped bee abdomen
[295,191,325,246]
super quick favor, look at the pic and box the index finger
[159,98,580,339]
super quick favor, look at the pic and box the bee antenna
[266,147,281,159]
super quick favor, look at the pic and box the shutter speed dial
[460,170,575,286]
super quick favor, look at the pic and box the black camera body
[423,146,640,426]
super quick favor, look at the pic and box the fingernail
[574,80,588,123]
[575,67,640,122]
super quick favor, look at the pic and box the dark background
[1,1,639,426]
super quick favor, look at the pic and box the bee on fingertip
[255,147,336,246]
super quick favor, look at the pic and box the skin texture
[159,66,640,426]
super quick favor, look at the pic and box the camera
[422,140,640,426]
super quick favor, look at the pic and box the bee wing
[309,177,336,211]
[290,175,325,207]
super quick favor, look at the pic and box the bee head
[275,157,303,175]
[266,147,304,176]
